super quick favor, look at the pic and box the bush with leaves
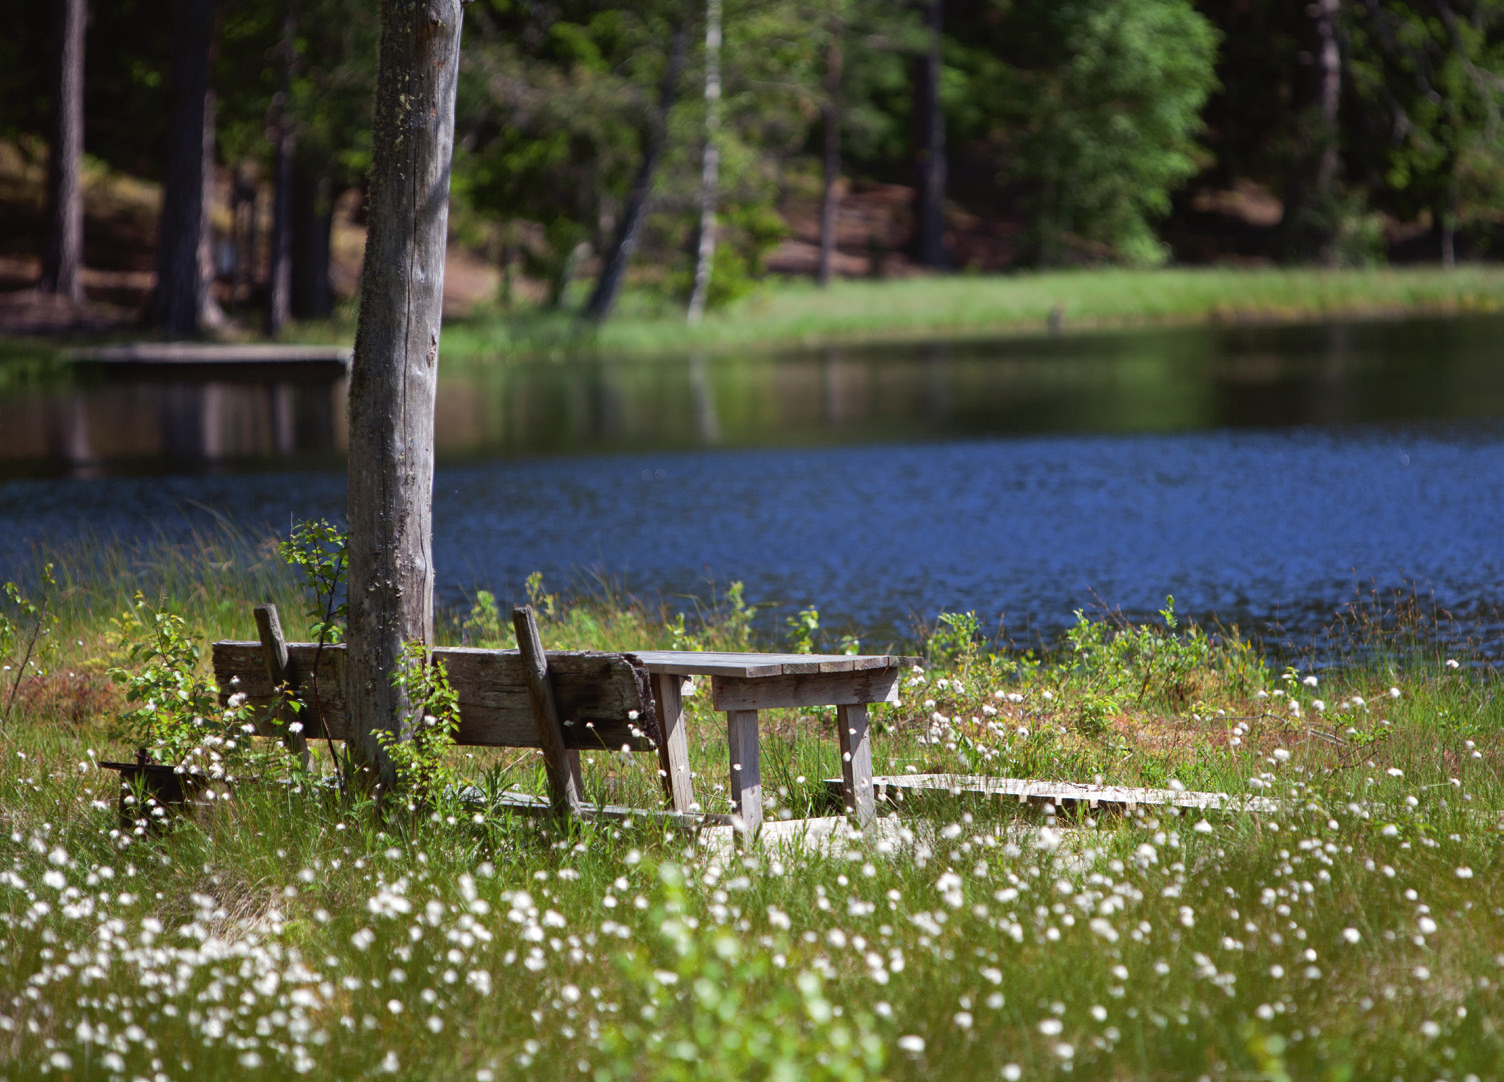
[108,594,272,779]
[379,641,464,808]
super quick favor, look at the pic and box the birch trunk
[264,4,295,337]
[345,0,466,792]
[686,0,722,325]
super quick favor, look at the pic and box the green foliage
[927,611,981,673]
[463,590,516,649]
[380,641,464,806]
[279,519,348,644]
[597,862,887,1082]
[1,564,58,726]
[786,606,820,654]
[991,0,1219,266]
[106,594,267,776]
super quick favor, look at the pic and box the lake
[4,314,1503,656]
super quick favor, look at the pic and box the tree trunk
[39,0,86,304]
[151,0,219,337]
[817,18,843,288]
[264,4,295,337]
[911,0,947,269]
[586,18,690,323]
[686,0,722,325]
[345,0,466,793]
[1441,173,1459,269]
[1282,0,1341,260]
[291,162,334,319]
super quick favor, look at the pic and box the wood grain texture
[213,642,659,751]
[634,651,920,678]
[652,672,695,813]
[514,605,581,815]
[837,703,874,826]
[253,603,308,765]
[344,0,467,787]
[726,709,762,839]
[710,667,902,711]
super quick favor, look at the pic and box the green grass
[434,265,1504,363]
[1,538,1501,1080]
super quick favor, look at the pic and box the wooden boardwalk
[68,342,350,376]
[824,774,1280,815]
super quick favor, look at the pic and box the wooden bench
[209,604,918,838]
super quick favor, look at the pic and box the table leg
[837,702,875,827]
[652,672,696,814]
[726,709,762,840]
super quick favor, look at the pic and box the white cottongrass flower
[1456,866,1474,879]
[1389,687,1402,698]
[897,1035,925,1054]
[1312,700,1326,712]
[1303,675,1319,687]
[1038,1018,1064,1036]
[953,1011,973,1029]
[1446,659,1460,670]
[1341,928,1361,944]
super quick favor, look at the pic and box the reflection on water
[3,313,1504,655]
[1,372,344,476]
[6,314,1504,474]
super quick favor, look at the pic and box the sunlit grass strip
[437,265,1504,362]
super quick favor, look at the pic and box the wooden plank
[633,651,920,678]
[826,774,1280,815]
[652,672,695,813]
[837,703,875,827]
[253,603,309,768]
[514,605,583,815]
[710,667,901,711]
[212,642,659,751]
[726,709,762,840]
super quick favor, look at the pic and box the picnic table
[634,651,919,835]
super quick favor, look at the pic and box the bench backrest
[211,642,661,751]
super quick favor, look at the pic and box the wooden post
[726,709,762,840]
[344,0,467,789]
[837,702,875,827]
[513,605,583,815]
[253,602,309,769]
[651,672,695,813]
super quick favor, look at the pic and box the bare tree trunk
[912,0,947,268]
[291,162,335,318]
[1283,0,1341,261]
[151,0,217,336]
[40,0,86,304]
[264,4,295,337]
[817,17,843,288]
[345,0,467,793]
[1442,174,1459,269]
[686,0,722,325]
[586,19,689,323]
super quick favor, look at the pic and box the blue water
[5,418,1502,654]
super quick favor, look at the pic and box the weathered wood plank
[212,642,659,751]
[515,605,582,815]
[633,651,919,678]
[726,709,762,840]
[652,672,695,813]
[253,603,308,767]
[710,667,902,711]
[837,703,874,826]
[825,774,1280,815]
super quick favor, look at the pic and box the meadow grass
[435,265,1504,363]
[0,537,1501,1080]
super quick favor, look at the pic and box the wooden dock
[67,342,351,378]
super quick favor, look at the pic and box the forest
[8,0,1504,335]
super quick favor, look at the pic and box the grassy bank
[436,265,1504,363]
[0,537,1501,1079]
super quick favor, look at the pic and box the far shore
[7,264,1504,366]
